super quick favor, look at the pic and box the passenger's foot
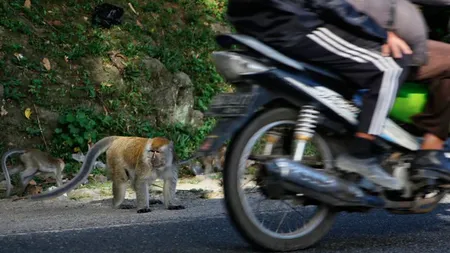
[336,153,403,190]
[411,150,450,181]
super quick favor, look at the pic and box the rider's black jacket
[227,0,389,48]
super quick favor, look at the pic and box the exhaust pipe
[261,158,385,208]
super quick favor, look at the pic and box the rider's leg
[276,24,410,190]
[336,56,411,190]
[408,40,450,175]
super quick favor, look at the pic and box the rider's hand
[381,31,413,58]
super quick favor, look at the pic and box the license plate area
[205,92,256,117]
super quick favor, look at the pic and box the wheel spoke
[239,122,328,237]
[224,110,336,250]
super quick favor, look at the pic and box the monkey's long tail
[176,155,202,166]
[1,149,26,198]
[29,136,117,201]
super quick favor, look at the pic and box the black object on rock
[92,3,124,28]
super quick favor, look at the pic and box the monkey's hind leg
[113,181,133,209]
[55,166,62,187]
[19,167,38,196]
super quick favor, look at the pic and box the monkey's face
[148,147,167,168]
[147,137,173,169]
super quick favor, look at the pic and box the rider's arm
[311,0,389,43]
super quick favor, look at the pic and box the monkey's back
[20,149,59,167]
[106,137,150,171]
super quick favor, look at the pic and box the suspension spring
[293,105,320,161]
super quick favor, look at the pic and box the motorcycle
[194,33,450,252]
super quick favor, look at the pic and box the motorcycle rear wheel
[223,107,338,251]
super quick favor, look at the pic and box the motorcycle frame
[196,34,424,157]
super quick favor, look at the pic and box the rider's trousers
[276,24,411,136]
[409,40,450,141]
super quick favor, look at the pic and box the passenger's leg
[279,25,409,190]
[409,40,450,176]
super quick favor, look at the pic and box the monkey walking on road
[1,149,64,197]
[28,136,185,213]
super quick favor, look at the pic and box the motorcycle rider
[410,40,450,159]
[225,0,450,189]
[345,0,450,184]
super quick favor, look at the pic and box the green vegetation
[0,0,230,177]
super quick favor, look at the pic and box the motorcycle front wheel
[223,107,338,252]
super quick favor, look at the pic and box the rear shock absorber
[293,105,320,161]
[263,129,282,155]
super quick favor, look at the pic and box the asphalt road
[2,194,450,253]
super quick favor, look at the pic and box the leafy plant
[54,110,102,148]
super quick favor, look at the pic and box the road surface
[1,191,450,253]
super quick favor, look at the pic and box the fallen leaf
[0,105,8,116]
[14,53,24,61]
[101,82,113,87]
[87,140,93,150]
[128,2,139,15]
[136,20,143,29]
[108,51,128,73]
[27,185,43,195]
[42,57,51,70]
[48,20,62,26]
[29,179,37,186]
[24,0,31,9]
[24,108,32,119]
[117,52,127,58]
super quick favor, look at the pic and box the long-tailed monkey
[28,136,185,213]
[1,149,64,197]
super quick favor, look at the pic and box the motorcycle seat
[216,33,347,84]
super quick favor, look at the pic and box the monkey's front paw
[168,205,185,210]
[137,208,152,213]
[149,199,163,205]
[119,204,135,210]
